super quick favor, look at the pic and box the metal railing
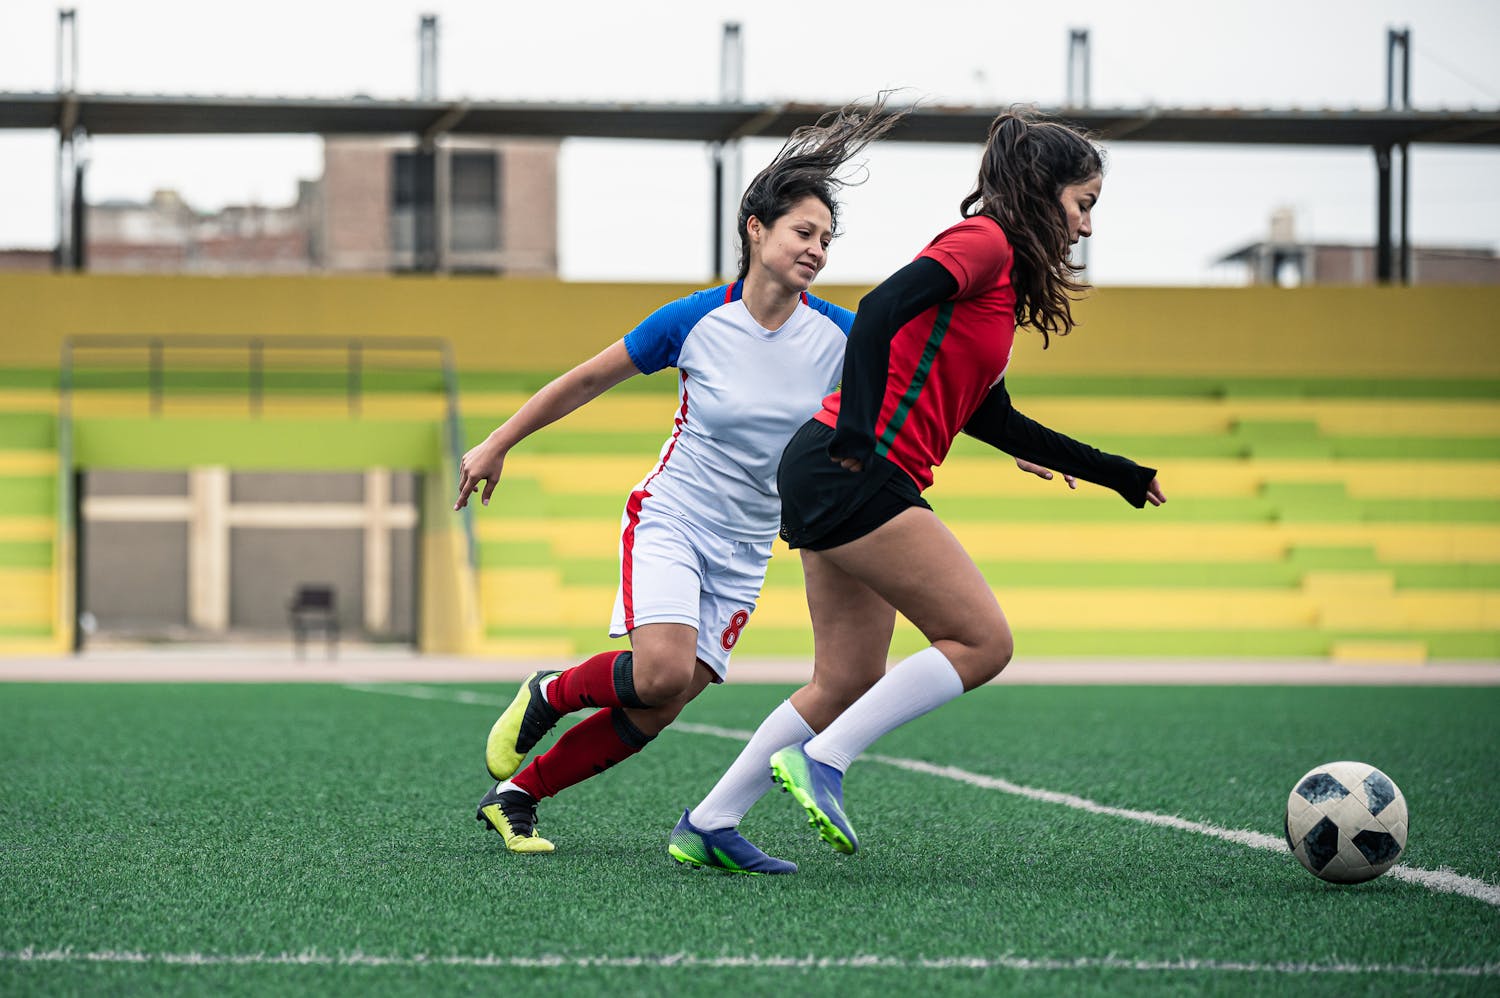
[56,334,480,631]
[60,334,458,419]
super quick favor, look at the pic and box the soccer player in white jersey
[453,99,904,870]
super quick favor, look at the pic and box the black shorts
[777,419,931,551]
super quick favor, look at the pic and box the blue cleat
[668,810,797,875]
[769,742,858,854]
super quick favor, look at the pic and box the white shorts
[609,493,773,682]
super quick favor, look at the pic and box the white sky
[1,0,1497,285]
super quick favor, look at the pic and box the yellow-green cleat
[476,783,554,854]
[668,809,797,875]
[485,670,563,781]
[769,742,859,854]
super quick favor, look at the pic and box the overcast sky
[1,0,1497,285]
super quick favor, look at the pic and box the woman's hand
[1015,457,1076,489]
[1144,477,1167,507]
[455,436,507,510]
[832,454,864,473]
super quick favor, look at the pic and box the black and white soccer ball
[1284,761,1408,884]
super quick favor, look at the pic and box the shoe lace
[498,791,539,836]
[517,676,562,752]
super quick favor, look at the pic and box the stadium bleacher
[1,274,1496,660]
[472,376,1500,662]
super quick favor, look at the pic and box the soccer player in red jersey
[677,108,1167,862]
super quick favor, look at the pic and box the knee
[805,670,881,723]
[832,672,881,713]
[945,626,1013,688]
[627,699,686,736]
[989,629,1015,677]
[973,626,1014,683]
[630,656,697,706]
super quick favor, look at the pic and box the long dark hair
[960,107,1104,346]
[735,94,906,281]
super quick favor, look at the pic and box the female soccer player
[675,108,1166,865]
[452,99,906,868]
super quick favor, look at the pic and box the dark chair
[288,584,339,659]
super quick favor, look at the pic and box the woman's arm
[963,380,1164,508]
[830,257,958,469]
[455,340,642,509]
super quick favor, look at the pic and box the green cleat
[485,669,562,781]
[668,810,797,875]
[769,742,859,854]
[476,783,554,854]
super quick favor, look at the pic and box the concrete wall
[78,468,419,643]
[4,274,1498,378]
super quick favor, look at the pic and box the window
[390,150,436,257]
[449,151,500,253]
[389,148,501,263]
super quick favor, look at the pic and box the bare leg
[817,506,1011,689]
[789,547,897,730]
[686,551,894,830]
[624,657,716,736]
[797,507,1012,772]
[625,622,705,707]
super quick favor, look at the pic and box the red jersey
[815,216,1017,490]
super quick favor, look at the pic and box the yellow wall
[3,273,1499,377]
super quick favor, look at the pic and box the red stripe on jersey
[620,371,691,630]
[620,488,648,629]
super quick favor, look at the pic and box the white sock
[494,780,530,799]
[688,699,815,830]
[805,646,964,772]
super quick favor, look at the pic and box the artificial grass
[1,682,1496,996]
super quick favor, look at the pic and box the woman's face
[1059,174,1102,245]
[747,195,833,292]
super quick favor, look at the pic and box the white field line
[346,684,1500,909]
[3,948,1498,977]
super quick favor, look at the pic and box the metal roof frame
[4,92,1500,146]
[9,91,1497,278]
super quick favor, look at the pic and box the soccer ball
[1284,761,1408,884]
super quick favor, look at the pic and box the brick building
[47,137,559,647]
[1217,208,1500,286]
[80,136,558,276]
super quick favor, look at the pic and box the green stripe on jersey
[875,302,955,459]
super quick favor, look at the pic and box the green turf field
[2,680,1497,996]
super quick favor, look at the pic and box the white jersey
[621,281,853,543]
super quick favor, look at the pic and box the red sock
[545,650,647,712]
[512,708,654,800]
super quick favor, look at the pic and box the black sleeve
[829,257,959,465]
[963,380,1159,508]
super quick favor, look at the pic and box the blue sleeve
[621,285,730,374]
[804,294,856,336]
